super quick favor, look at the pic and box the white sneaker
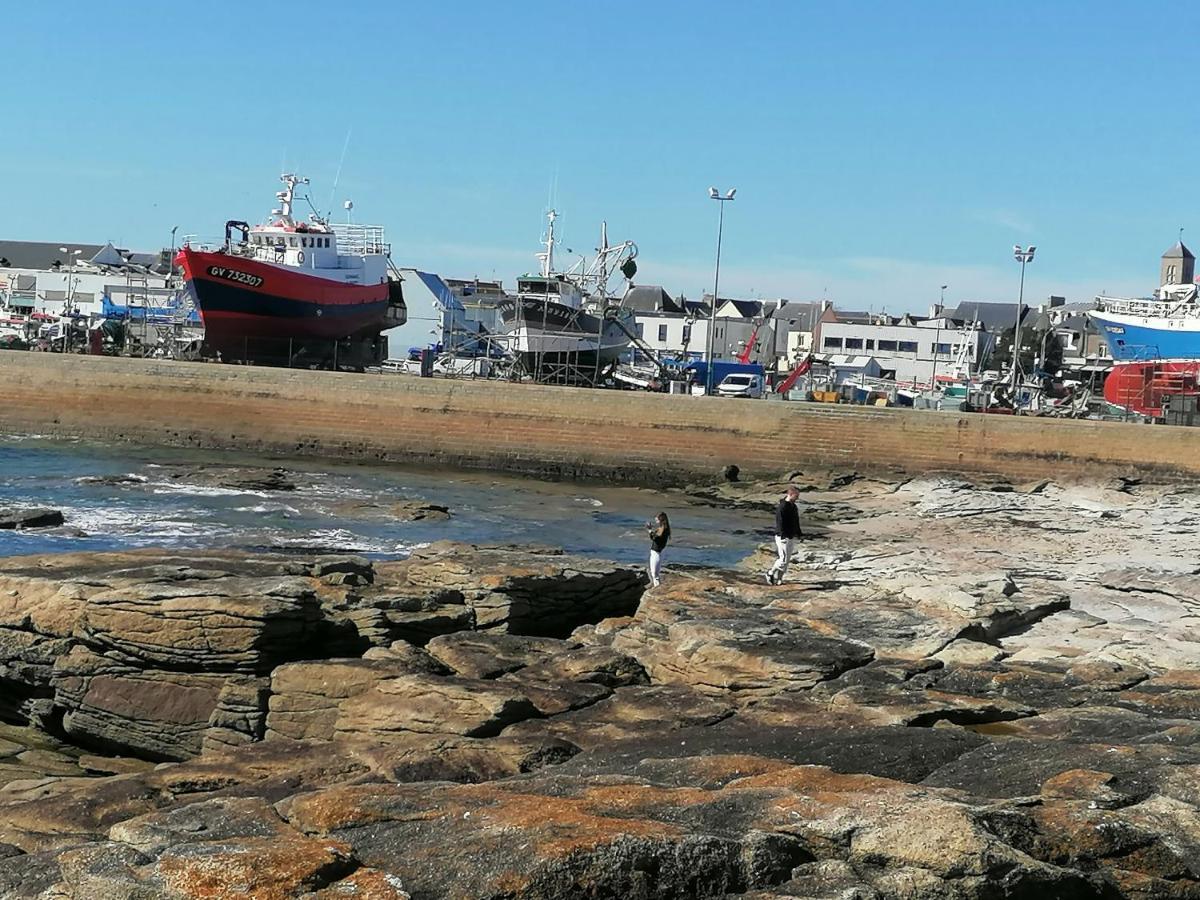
[764,572,774,585]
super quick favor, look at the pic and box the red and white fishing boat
[176,174,405,358]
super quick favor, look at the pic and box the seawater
[0,435,764,568]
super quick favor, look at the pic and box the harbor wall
[0,353,1193,484]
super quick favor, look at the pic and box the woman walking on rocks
[766,485,802,585]
[647,512,671,587]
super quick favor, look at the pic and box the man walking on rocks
[766,485,802,585]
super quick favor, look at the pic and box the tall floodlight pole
[931,284,948,389]
[705,187,736,393]
[1010,245,1036,390]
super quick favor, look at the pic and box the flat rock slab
[0,508,64,530]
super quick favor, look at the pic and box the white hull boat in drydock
[499,211,638,381]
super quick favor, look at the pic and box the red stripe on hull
[177,248,388,305]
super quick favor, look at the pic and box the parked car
[716,373,764,398]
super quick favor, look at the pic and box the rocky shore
[0,472,1198,898]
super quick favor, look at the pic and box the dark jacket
[775,498,802,539]
[650,523,670,552]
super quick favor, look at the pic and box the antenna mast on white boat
[274,173,309,226]
[536,210,558,278]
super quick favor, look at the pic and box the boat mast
[274,174,309,227]
[536,209,557,279]
[597,222,609,303]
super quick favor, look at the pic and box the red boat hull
[1104,361,1200,417]
[176,248,390,349]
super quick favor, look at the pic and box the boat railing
[180,235,227,253]
[1095,295,1198,318]
[330,223,390,257]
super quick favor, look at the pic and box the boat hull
[1103,360,1200,417]
[1089,309,1200,362]
[177,248,390,350]
[498,297,632,373]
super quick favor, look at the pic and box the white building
[0,241,175,320]
[627,289,806,369]
[625,287,709,359]
[817,313,990,386]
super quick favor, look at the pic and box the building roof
[682,299,711,317]
[947,301,1028,331]
[719,298,763,318]
[0,240,162,272]
[1058,314,1090,330]
[777,300,824,332]
[832,309,873,324]
[1162,241,1195,260]
[826,354,878,368]
[622,285,680,314]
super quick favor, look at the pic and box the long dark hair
[656,512,671,536]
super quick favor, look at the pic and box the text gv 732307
[207,266,264,289]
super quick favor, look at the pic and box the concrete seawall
[1,353,1193,484]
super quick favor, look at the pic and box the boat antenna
[536,209,558,278]
[328,129,352,216]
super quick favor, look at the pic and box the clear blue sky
[4,1,1195,317]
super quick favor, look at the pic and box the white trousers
[769,536,793,580]
[649,549,663,585]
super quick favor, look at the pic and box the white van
[716,373,764,398]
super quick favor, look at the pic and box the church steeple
[1161,239,1195,287]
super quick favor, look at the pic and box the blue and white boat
[1089,284,1200,362]
[1089,241,1200,361]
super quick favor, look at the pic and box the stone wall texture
[1,353,1194,483]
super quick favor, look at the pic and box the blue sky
[3,1,1196,319]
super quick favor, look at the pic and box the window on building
[877,340,898,352]
[1168,264,1178,283]
[935,343,951,355]
[658,324,668,342]
[635,323,644,338]
[683,324,692,341]
[898,341,918,353]
[844,337,863,350]
[823,337,843,350]
[289,237,298,247]
[866,339,875,350]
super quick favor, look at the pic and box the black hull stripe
[188,278,389,322]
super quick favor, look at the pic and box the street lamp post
[705,187,736,393]
[1010,245,1036,390]
[931,284,948,389]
